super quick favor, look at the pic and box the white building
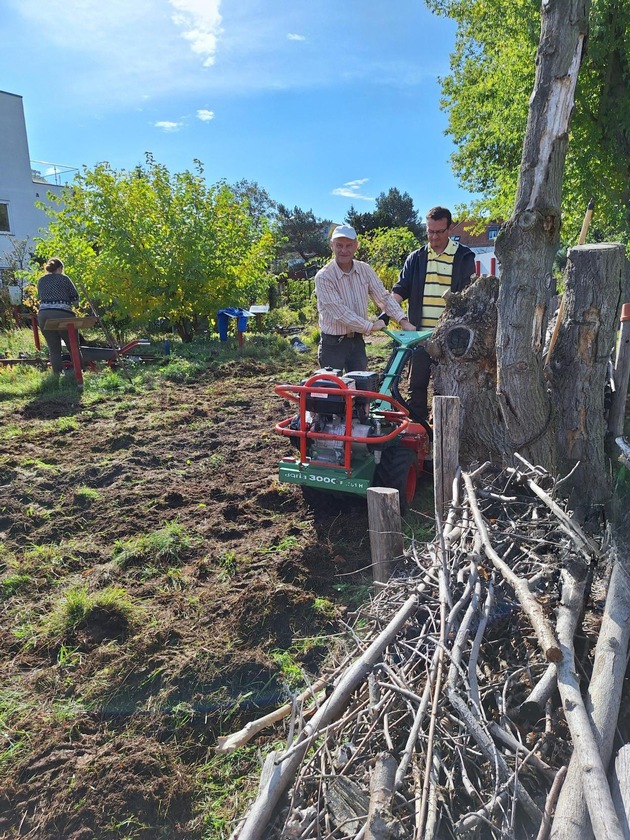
[0,90,76,285]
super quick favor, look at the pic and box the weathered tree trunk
[429,275,506,466]
[494,0,591,471]
[551,243,625,519]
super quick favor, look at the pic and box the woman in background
[37,258,80,375]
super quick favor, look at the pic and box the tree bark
[494,0,591,471]
[551,243,625,519]
[429,275,506,466]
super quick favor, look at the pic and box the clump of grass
[74,486,100,503]
[0,689,36,766]
[43,584,140,640]
[312,596,337,619]
[18,457,56,472]
[55,416,79,433]
[0,573,33,602]
[113,521,193,568]
[333,581,373,611]
[269,648,305,690]
[0,365,47,401]
[196,746,265,835]
[214,549,243,580]
[86,368,136,393]
[20,543,75,579]
[156,357,202,383]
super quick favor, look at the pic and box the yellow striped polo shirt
[421,237,458,328]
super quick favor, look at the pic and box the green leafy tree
[428,0,630,243]
[231,179,276,234]
[346,188,423,237]
[357,227,422,289]
[33,156,275,341]
[275,204,332,261]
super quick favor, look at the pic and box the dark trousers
[318,334,368,373]
[409,345,435,422]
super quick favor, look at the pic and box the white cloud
[331,179,375,201]
[6,0,438,110]
[196,109,215,122]
[169,0,223,67]
[154,121,183,132]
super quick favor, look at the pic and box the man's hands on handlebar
[374,313,417,332]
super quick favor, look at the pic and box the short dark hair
[426,206,452,226]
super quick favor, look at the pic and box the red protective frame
[274,372,410,475]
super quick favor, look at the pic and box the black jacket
[391,243,476,326]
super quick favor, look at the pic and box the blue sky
[1,0,471,225]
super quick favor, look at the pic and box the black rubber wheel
[374,446,418,512]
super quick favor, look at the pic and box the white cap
[330,224,358,241]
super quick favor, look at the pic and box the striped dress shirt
[315,259,407,335]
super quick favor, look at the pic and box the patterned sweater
[38,273,80,310]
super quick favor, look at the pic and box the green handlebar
[382,328,433,347]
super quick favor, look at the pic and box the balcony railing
[30,160,79,186]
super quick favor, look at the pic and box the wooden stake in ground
[433,396,460,518]
[367,487,404,587]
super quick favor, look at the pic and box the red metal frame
[105,338,149,368]
[274,372,410,475]
[65,322,85,387]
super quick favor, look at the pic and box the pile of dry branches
[222,455,630,840]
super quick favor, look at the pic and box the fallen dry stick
[462,470,562,662]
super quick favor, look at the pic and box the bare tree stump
[551,243,625,520]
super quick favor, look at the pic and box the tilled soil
[0,350,420,839]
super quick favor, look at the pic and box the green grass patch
[74,485,101,503]
[312,596,337,619]
[43,584,140,640]
[55,415,80,433]
[113,521,194,568]
[0,573,33,602]
[0,689,35,766]
[0,365,51,401]
[18,457,57,472]
[260,534,300,554]
[196,746,267,836]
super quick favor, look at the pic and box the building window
[0,202,10,233]
[488,227,499,241]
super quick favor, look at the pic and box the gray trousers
[38,308,80,374]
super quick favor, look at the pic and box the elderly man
[390,207,476,423]
[314,224,416,373]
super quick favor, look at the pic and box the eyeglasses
[427,227,449,236]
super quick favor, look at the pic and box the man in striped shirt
[391,207,476,424]
[315,224,416,372]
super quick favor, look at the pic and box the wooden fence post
[433,396,460,520]
[367,487,404,587]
